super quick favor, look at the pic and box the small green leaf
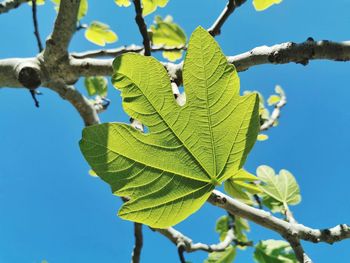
[142,0,169,16]
[216,216,229,241]
[254,239,297,263]
[256,165,301,206]
[84,76,108,97]
[267,95,281,106]
[225,169,262,205]
[85,21,118,46]
[235,217,250,250]
[80,27,260,228]
[257,134,269,141]
[89,169,98,177]
[204,246,236,263]
[150,15,187,61]
[253,0,282,11]
[275,85,285,96]
[262,195,284,213]
[115,0,131,7]
[51,0,88,20]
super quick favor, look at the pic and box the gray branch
[45,80,99,126]
[71,45,187,59]
[0,0,28,14]
[208,190,350,245]
[44,0,81,62]
[154,226,236,253]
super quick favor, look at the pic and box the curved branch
[0,0,28,15]
[208,190,350,245]
[154,226,236,253]
[45,80,99,126]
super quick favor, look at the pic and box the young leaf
[267,95,281,106]
[85,21,118,46]
[204,246,236,263]
[216,216,229,241]
[115,0,131,7]
[224,169,261,205]
[150,16,187,61]
[84,76,108,97]
[142,0,169,16]
[253,0,282,11]
[254,239,297,263]
[257,134,269,141]
[256,166,301,206]
[79,27,260,228]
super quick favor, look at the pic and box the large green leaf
[253,0,282,11]
[256,165,301,206]
[204,246,236,263]
[79,27,259,228]
[254,240,297,263]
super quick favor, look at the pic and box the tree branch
[260,88,287,131]
[154,226,235,253]
[45,80,99,126]
[132,0,151,56]
[208,190,350,245]
[71,45,187,59]
[208,0,247,37]
[0,0,28,14]
[44,0,80,62]
[131,223,143,263]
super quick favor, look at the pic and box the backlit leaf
[267,95,281,106]
[256,165,301,206]
[150,15,187,61]
[253,0,282,11]
[115,0,131,7]
[142,0,169,16]
[205,246,236,263]
[254,239,297,263]
[80,27,259,228]
[85,21,118,46]
[84,76,108,97]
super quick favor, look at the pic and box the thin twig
[31,0,43,52]
[131,223,143,263]
[177,244,186,263]
[208,0,247,37]
[132,0,151,56]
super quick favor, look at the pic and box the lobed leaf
[80,27,259,228]
[85,21,118,46]
[253,0,283,11]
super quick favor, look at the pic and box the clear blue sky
[1,0,350,262]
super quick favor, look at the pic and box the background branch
[0,0,28,14]
[132,0,151,56]
[208,0,247,37]
[131,223,143,263]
